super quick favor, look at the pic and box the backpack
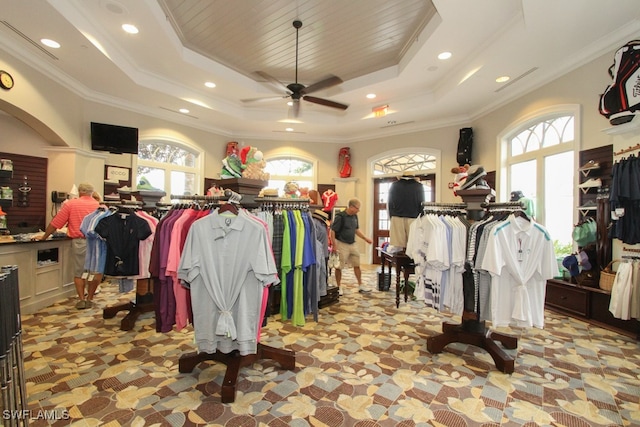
[598,40,640,125]
[457,127,473,166]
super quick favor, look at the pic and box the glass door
[372,174,435,264]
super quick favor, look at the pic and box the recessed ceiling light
[41,39,60,48]
[204,81,216,88]
[287,101,294,106]
[285,127,294,132]
[179,108,189,114]
[122,24,139,34]
[496,76,510,83]
[366,93,376,99]
[438,51,452,60]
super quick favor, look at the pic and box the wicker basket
[599,259,620,291]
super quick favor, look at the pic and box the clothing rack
[177,190,296,403]
[422,202,468,208]
[0,266,28,425]
[422,201,467,212]
[254,197,320,319]
[614,143,640,157]
[254,197,310,210]
[169,194,225,201]
[481,201,525,210]
[101,202,155,330]
[425,202,518,374]
[102,278,154,331]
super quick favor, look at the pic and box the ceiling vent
[381,120,414,129]
[494,67,538,93]
[1,21,58,60]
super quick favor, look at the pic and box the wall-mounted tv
[90,122,139,154]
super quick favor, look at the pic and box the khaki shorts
[71,238,87,278]
[390,217,416,247]
[335,239,360,268]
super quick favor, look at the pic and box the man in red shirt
[38,183,99,309]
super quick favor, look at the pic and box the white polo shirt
[178,209,279,355]
[481,215,557,328]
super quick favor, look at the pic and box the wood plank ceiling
[158,0,436,86]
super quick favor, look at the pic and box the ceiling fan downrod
[293,20,302,85]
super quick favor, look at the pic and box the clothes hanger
[513,210,530,222]
[218,189,242,216]
[218,201,238,215]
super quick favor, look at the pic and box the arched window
[501,106,577,246]
[373,152,437,176]
[135,139,201,196]
[265,156,315,195]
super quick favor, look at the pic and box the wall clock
[0,70,14,90]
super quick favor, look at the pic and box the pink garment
[166,209,199,330]
[258,286,270,342]
[245,211,279,341]
[134,211,158,279]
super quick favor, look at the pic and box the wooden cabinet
[0,239,74,314]
[546,279,639,339]
[546,280,589,317]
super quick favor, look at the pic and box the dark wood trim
[0,152,47,233]
[546,279,639,340]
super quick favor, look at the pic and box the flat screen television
[90,122,139,154]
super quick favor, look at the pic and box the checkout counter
[0,235,74,314]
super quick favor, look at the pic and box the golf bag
[598,40,640,125]
[457,127,473,166]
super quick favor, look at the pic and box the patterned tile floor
[18,266,640,426]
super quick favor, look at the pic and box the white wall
[2,42,638,259]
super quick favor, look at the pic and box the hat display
[312,209,329,222]
[562,255,580,277]
[577,251,592,270]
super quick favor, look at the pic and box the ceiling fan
[242,20,349,117]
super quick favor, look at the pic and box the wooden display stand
[179,344,296,403]
[102,278,154,331]
[378,248,415,308]
[426,319,518,373]
[424,197,518,374]
[207,178,268,196]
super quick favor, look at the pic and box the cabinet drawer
[546,282,589,317]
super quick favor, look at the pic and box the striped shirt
[50,196,99,238]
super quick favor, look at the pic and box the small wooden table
[377,248,415,308]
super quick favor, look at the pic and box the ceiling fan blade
[303,95,349,110]
[254,71,288,93]
[301,75,343,95]
[241,95,288,104]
